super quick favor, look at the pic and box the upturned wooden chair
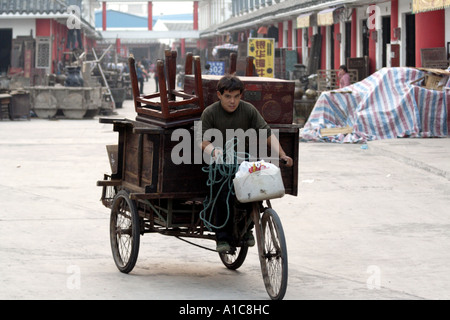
[129,50,204,127]
[229,53,257,76]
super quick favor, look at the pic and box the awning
[412,0,450,13]
[211,43,238,58]
[317,7,343,26]
[297,13,317,28]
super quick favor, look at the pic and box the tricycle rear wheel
[219,245,248,270]
[110,190,140,273]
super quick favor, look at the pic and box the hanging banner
[297,14,311,28]
[412,0,450,13]
[317,8,335,26]
[248,38,275,78]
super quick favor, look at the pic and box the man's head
[216,74,245,113]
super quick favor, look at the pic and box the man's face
[217,89,242,113]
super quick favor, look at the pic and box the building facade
[198,0,450,78]
[0,0,101,77]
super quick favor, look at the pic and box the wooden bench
[420,47,449,69]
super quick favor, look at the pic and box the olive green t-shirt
[197,100,272,150]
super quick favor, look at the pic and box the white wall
[302,28,308,65]
[0,19,36,38]
[399,0,416,67]
[199,0,232,30]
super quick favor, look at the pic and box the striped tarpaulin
[301,67,450,143]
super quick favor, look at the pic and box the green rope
[199,139,248,231]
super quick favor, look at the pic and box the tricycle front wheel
[256,207,288,300]
[110,190,140,273]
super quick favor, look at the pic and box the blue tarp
[301,67,450,143]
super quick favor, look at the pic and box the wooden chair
[129,50,204,128]
[229,52,237,74]
[228,53,257,76]
[184,52,193,75]
[245,56,257,76]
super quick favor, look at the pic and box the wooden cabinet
[184,74,295,124]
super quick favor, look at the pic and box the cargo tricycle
[97,51,299,300]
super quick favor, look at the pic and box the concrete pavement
[1,96,450,300]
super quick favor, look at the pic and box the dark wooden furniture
[420,47,449,69]
[0,94,11,120]
[184,74,295,124]
[129,50,204,128]
[347,56,370,81]
[9,90,31,120]
[99,118,207,198]
[98,118,299,199]
[228,53,256,76]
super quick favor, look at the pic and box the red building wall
[334,23,340,69]
[35,18,96,74]
[414,9,445,67]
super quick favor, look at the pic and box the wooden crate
[99,118,299,198]
[108,119,207,198]
[9,91,31,120]
[0,94,11,120]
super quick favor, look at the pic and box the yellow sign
[248,38,275,78]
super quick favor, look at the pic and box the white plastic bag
[233,160,285,203]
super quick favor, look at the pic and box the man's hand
[202,142,223,162]
[267,134,294,167]
[211,147,223,162]
[280,154,293,167]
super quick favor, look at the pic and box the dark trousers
[213,182,235,243]
[154,76,159,91]
[213,180,253,243]
[138,78,144,94]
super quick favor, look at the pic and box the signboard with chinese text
[248,38,275,78]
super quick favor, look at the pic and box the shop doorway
[344,21,351,61]
[330,26,335,68]
[362,19,369,57]
[381,16,391,67]
[405,13,416,67]
[0,29,12,73]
